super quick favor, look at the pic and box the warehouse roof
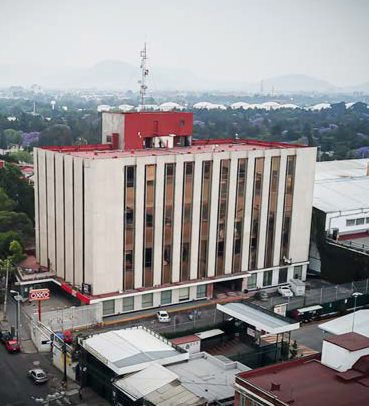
[315,159,369,181]
[313,176,369,213]
[82,326,188,375]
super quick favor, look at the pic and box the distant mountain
[0,61,367,94]
[250,74,335,93]
[0,60,218,91]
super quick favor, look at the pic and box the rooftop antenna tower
[138,42,149,111]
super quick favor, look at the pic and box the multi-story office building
[34,112,316,315]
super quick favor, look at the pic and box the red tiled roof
[324,332,369,352]
[171,335,201,345]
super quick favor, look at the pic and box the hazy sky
[1,0,368,85]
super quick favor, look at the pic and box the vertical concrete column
[207,157,221,277]
[46,151,56,272]
[257,152,272,268]
[241,156,256,271]
[172,158,184,283]
[273,152,287,267]
[153,161,165,286]
[224,157,238,274]
[55,152,65,279]
[134,162,145,289]
[190,157,203,280]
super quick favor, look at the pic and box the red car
[5,340,20,353]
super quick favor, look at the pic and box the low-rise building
[79,326,249,405]
[310,159,369,282]
[235,332,369,406]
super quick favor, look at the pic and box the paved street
[0,344,64,406]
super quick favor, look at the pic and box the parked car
[255,290,269,301]
[277,285,294,298]
[28,369,48,384]
[0,330,12,344]
[5,340,20,353]
[157,311,170,323]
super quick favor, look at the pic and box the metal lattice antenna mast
[139,43,149,111]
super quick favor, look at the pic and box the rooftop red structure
[40,111,306,155]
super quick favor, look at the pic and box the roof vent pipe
[270,382,281,392]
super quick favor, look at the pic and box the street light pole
[2,260,10,321]
[10,290,22,345]
[352,292,363,332]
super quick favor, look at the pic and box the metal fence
[33,303,103,332]
[264,278,369,312]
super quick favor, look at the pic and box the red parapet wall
[41,144,112,152]
[193,138,305,149]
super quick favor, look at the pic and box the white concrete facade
[34,144,316,315]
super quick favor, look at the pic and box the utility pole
[2,260,10,321]
[10,290,22,345]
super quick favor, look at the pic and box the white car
[277,285,294,297]
[157,311,170,323]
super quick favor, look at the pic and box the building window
[366,218,369,224]
[197,284,207,299]
[346,219,356,226]
[198,161,212,278]
[294,265,303,280]
[102,300,115,316]
[248,273,257,289]
[123,166,135,291]
[265,157,280,268]
[180,162,194,282]
[356,218,365,226]
[123,297,134,312]
[161,290,172,305]
[142,293,153,308]
[162,163,175,284]
[216,159,230,275]
[179,287,190,301]
[143,165,156,288]
[278,267,288,284]
[280,156,296,262]
[233,158,247,273]
[263,270,273,286]
[249,158,265,270]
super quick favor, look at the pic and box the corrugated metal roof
[113,363,178,400]
[145,382,205,406]
[83,327,188,375]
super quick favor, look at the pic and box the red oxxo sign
[29,288,50,301]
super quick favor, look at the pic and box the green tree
[0,188,16,211]
[0,164,34,221]
[0,211,34,239]
[9,150,33,164]
[290,339,298,359]
[3,129,21,146]
[0,231,23,258]
[39,124,72,146]
[9,240,26,264]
